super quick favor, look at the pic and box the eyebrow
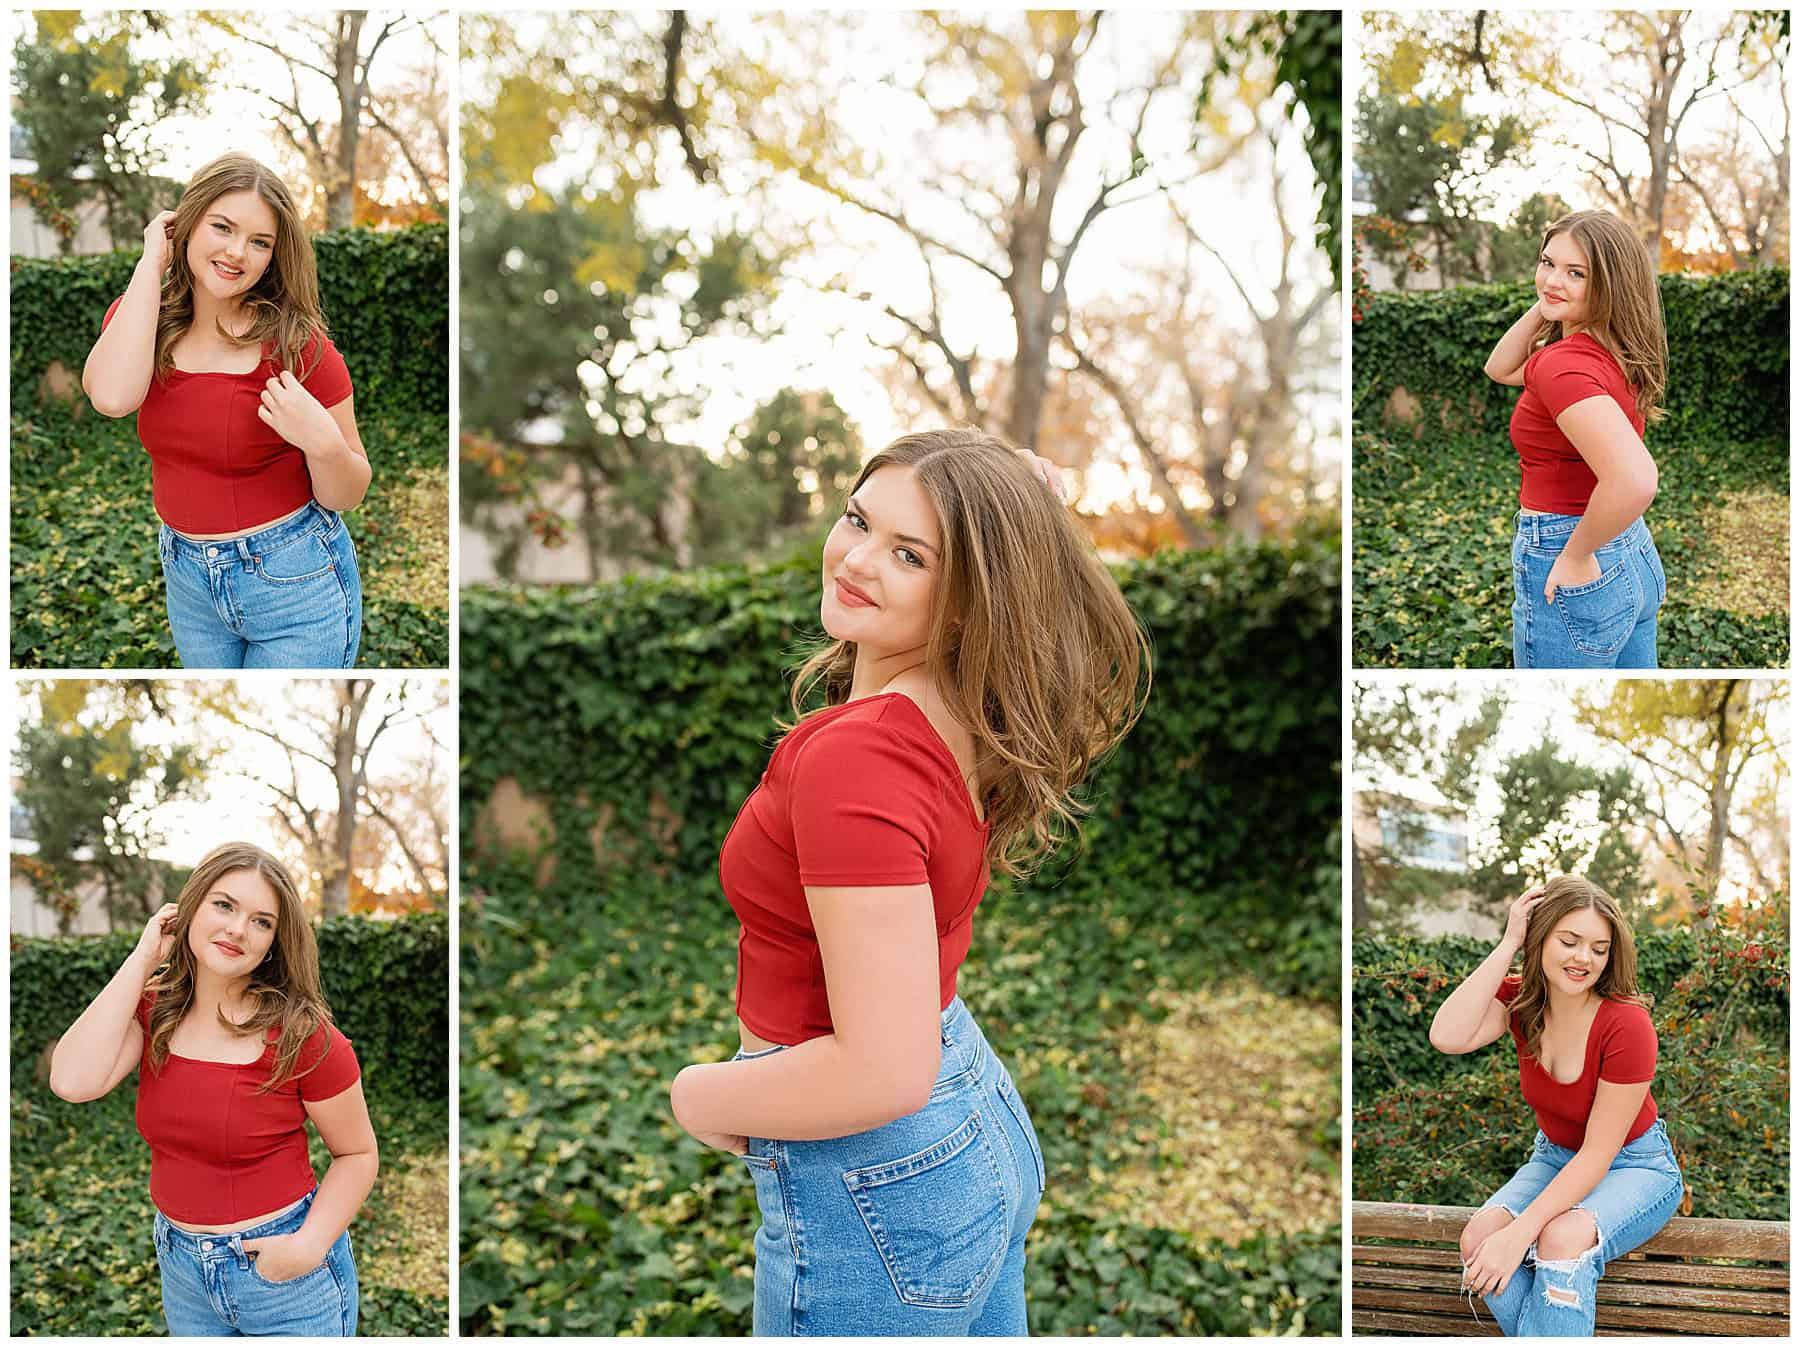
[208,211,275,242]
[210,887,278,922]
[848,495,938,555]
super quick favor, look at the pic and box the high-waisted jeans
[159,502,363,668]
[1511,512,1664,669]
[735,997,1045,1336]
[1475,1119,1684,1336]
[153,1188,359,1336]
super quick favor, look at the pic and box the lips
[214,940,245,958]
[212,260,244,281]
[834,577,876,608]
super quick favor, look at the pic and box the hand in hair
[1014,449,1066,502]
[142,211,176,275]
[135,902,180,967]
[1502,886,1547,950]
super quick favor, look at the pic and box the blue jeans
[154,1189,359,1336]
[1476,1119,1684,1336]
[736,997,1045,1336]
[159,502,362,668]
[1511,513,1664,669]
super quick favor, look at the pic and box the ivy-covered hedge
[460,528,1341,974]
[1353,909,1789,1220]
[10,911,448,1101]
[1353,270,1788,445]
[10,222,447,416]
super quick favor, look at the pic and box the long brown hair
[143,842,337,1092]
[154,153,329,384]
[1531,209,1668,425]
[788,429,1152,878]
[1510,875,1652,1063]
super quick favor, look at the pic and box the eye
[896,547,924,568]
[253,239,272,251]
[844,509,867,531]
[254,916,275,931]
[213,898,232,911]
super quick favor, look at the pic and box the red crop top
[101,297,353,534]
[1496,976,1659,1150]
[134,994,361,1223]
[1509,333,1646,515]
[719,693,992,1045]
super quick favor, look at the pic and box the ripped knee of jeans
[1532,1215,1604,1311]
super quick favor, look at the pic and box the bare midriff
[171,500,312,542]
[738,1020,789,1054]
[165,1192,308,1234]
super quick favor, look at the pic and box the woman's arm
[243,1079,378,1281]
[1483,301,1543,386]
[1540,398,1659,601]
[1463,1079,1651,1294]
[81,211,175,417]
[48,903,176,1102]
[1428,887,1542,1054]
[258,377,372,511]
[670,881,944,1142]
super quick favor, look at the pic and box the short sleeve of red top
[1508,333,1646,515]
[134,993,361,1223]
[101,297,353,533]
[1495,976,1658,1149]
[718,693,993,1044]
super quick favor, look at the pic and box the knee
[1460,1207,1512,1260]
[1536,1210,1598,1262]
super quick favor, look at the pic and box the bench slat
[1354,1263,1789,1313]
[1352,1243,1791,1289]
[1354,1285,1790,1336]
[1353,1307,1505,1337]
[1353,1201,1792,1262]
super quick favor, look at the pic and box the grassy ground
[1352,429,1788,668]
[459,874,1341,1336]
[9,1083,447,1335]
[10,399,449,668]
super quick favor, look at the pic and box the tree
[227,680,448,915]
[201,11,446,228]
[1575,680,1787,911]
[12,681,209,930]
[458,179,773,576]
[11,13,209,251]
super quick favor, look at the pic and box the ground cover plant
[10,225,448,669]
[9,914,449,1336]
[458,533,1343,1335]
[1352,904,1789,1220]
[1352,272,1789,668]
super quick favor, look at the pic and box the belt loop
[229,1232,250,1270]
[235,536,254,570]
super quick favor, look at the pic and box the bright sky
[1355,10,1786,251]
[18,11,447,209]
[12,680,450,897]
[1354,676,1789,904]
[464,11,1340,515]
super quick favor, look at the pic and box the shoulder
[1495,974,1522,1005]
[294,325,352,399]
[790,700,938,777]
[295,1016,360,1098]
[1600,996,1655,1041]
[1532,334,1620,380]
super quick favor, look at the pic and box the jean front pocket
[842,1111,1009,1309]
[256,532,337,585]
[1552,553,1639,657]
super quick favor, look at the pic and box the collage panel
[457,9,1344,1337]
[1350,9,1789,671]
[9,677,451,1335]
[1351,676,1791,1334]
[10,9,450,672]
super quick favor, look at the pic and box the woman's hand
[1543,549,1603,603]
[1014,449,1067,502]
[135,903,180,967]
[241,1232,324,1284]
[670,1066,748,1155]
[1501,886,1547,952]
[142,210,177,275]
[1463,1221,1532,1297]
[258,369,344,457]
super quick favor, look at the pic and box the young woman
[82,152,371,669]
[49,842,377,1337]
[1483,209,1667,669]
[668,430,1149,1335]
[1429,877,1683,1336]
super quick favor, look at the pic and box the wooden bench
[1353,1201,1790,1336]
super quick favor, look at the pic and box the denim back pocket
[841,1111,1008,1308]
[1552,553,1639,657]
